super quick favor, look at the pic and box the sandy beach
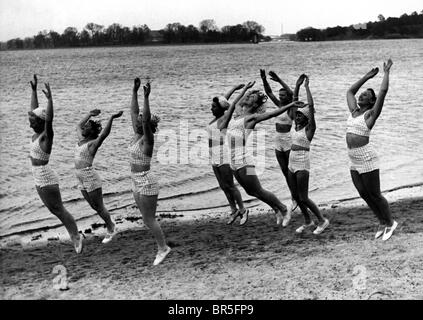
[1,185,422,300]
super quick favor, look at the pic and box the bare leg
[213,165,237,212]
[350,170,385,225]
[233,166,286,213]
[276,149,297,205]
[133,192,168,251]
[361,170,393,226]
[275,149,290,183]
[296,170,325,223]
[287,170,311,223]
[36,185,79,240]
[213,164,245,212]
[82,188,115,232]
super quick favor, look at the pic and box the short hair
[136,115,159,134]
[83,120,102,138]
[249,90,268,108]
[279,88,293,101]
[367,88,377,102]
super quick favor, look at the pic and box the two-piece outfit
[274,112,293,152]
[288,127,311,173]
[30,136,59,187]
[207,120,230,167]
[74,142,102,193]
[346,111,379,174]
[128,138,159,196]
[226,117,255,171]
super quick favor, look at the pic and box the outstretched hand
[42,83,52,99]
[112,111,124,119]
[30,74,38,90]
[365,67,379,79]
[304,75,310,87]
[383,58,393,73]
[245,81,255,90]
[133,77,141,92]
[89,109,101,116]
[292,101,308,108]
[260,69,266,79]
[268,71,280,83]
[143,82,151,97]
[296,74,306,86]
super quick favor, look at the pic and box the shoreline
[1,191,422,299]
[2,37,423,52]
[1,182,421,246]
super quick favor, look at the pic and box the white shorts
[131,171,159,196]
[288,150,310,173]
[348,144,379,174]
[274,132,292,152]
[32,165,59,188]
[75,167,102,193]
[230,153,255,171]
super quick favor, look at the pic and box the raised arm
[30,74,39,111]
[290,74,306,119]
[42,83,54,139]
[347,67,379,113]
[269,71,294,97]
[293,74,306,102]
[130,78,141,134]
[90,111,123,153]
[367,59,393,128]
[218,81,255,130]
[77,109,101,140]
[260,69,280,106]
[224,84,245,100]
[142,82,154,145]
[304,76,316,140]
[248,101,307,127]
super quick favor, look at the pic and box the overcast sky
[0,0,421,41]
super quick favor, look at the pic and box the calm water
[1,39,423,237]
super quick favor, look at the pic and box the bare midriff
[75,160,92,170]
[30,158,48,166]
[276,123,292,133]
[346,133,369,149]
[291,144,310,152]
[131,163,151,173]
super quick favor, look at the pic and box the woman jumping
[346,59,397,241]
[287,76,330,235]
[260,70,306,216]
[219,80,305,226]
[75,109,123,244]
[208,85,248,225]
[28,75,83,253]
[129,77,171,265]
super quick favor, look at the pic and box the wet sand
[1,192,423,300]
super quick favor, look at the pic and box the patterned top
[30,136,50,162]
[346,111,371,137]
[74,142,94,166]
[128,138,152,166]
[227,117,252,166]
[292,127,311,149]
[275,111,293,126]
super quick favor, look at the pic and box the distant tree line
[294,10,423,41]
[1,19,270,50]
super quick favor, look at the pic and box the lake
[1,39,422,237]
